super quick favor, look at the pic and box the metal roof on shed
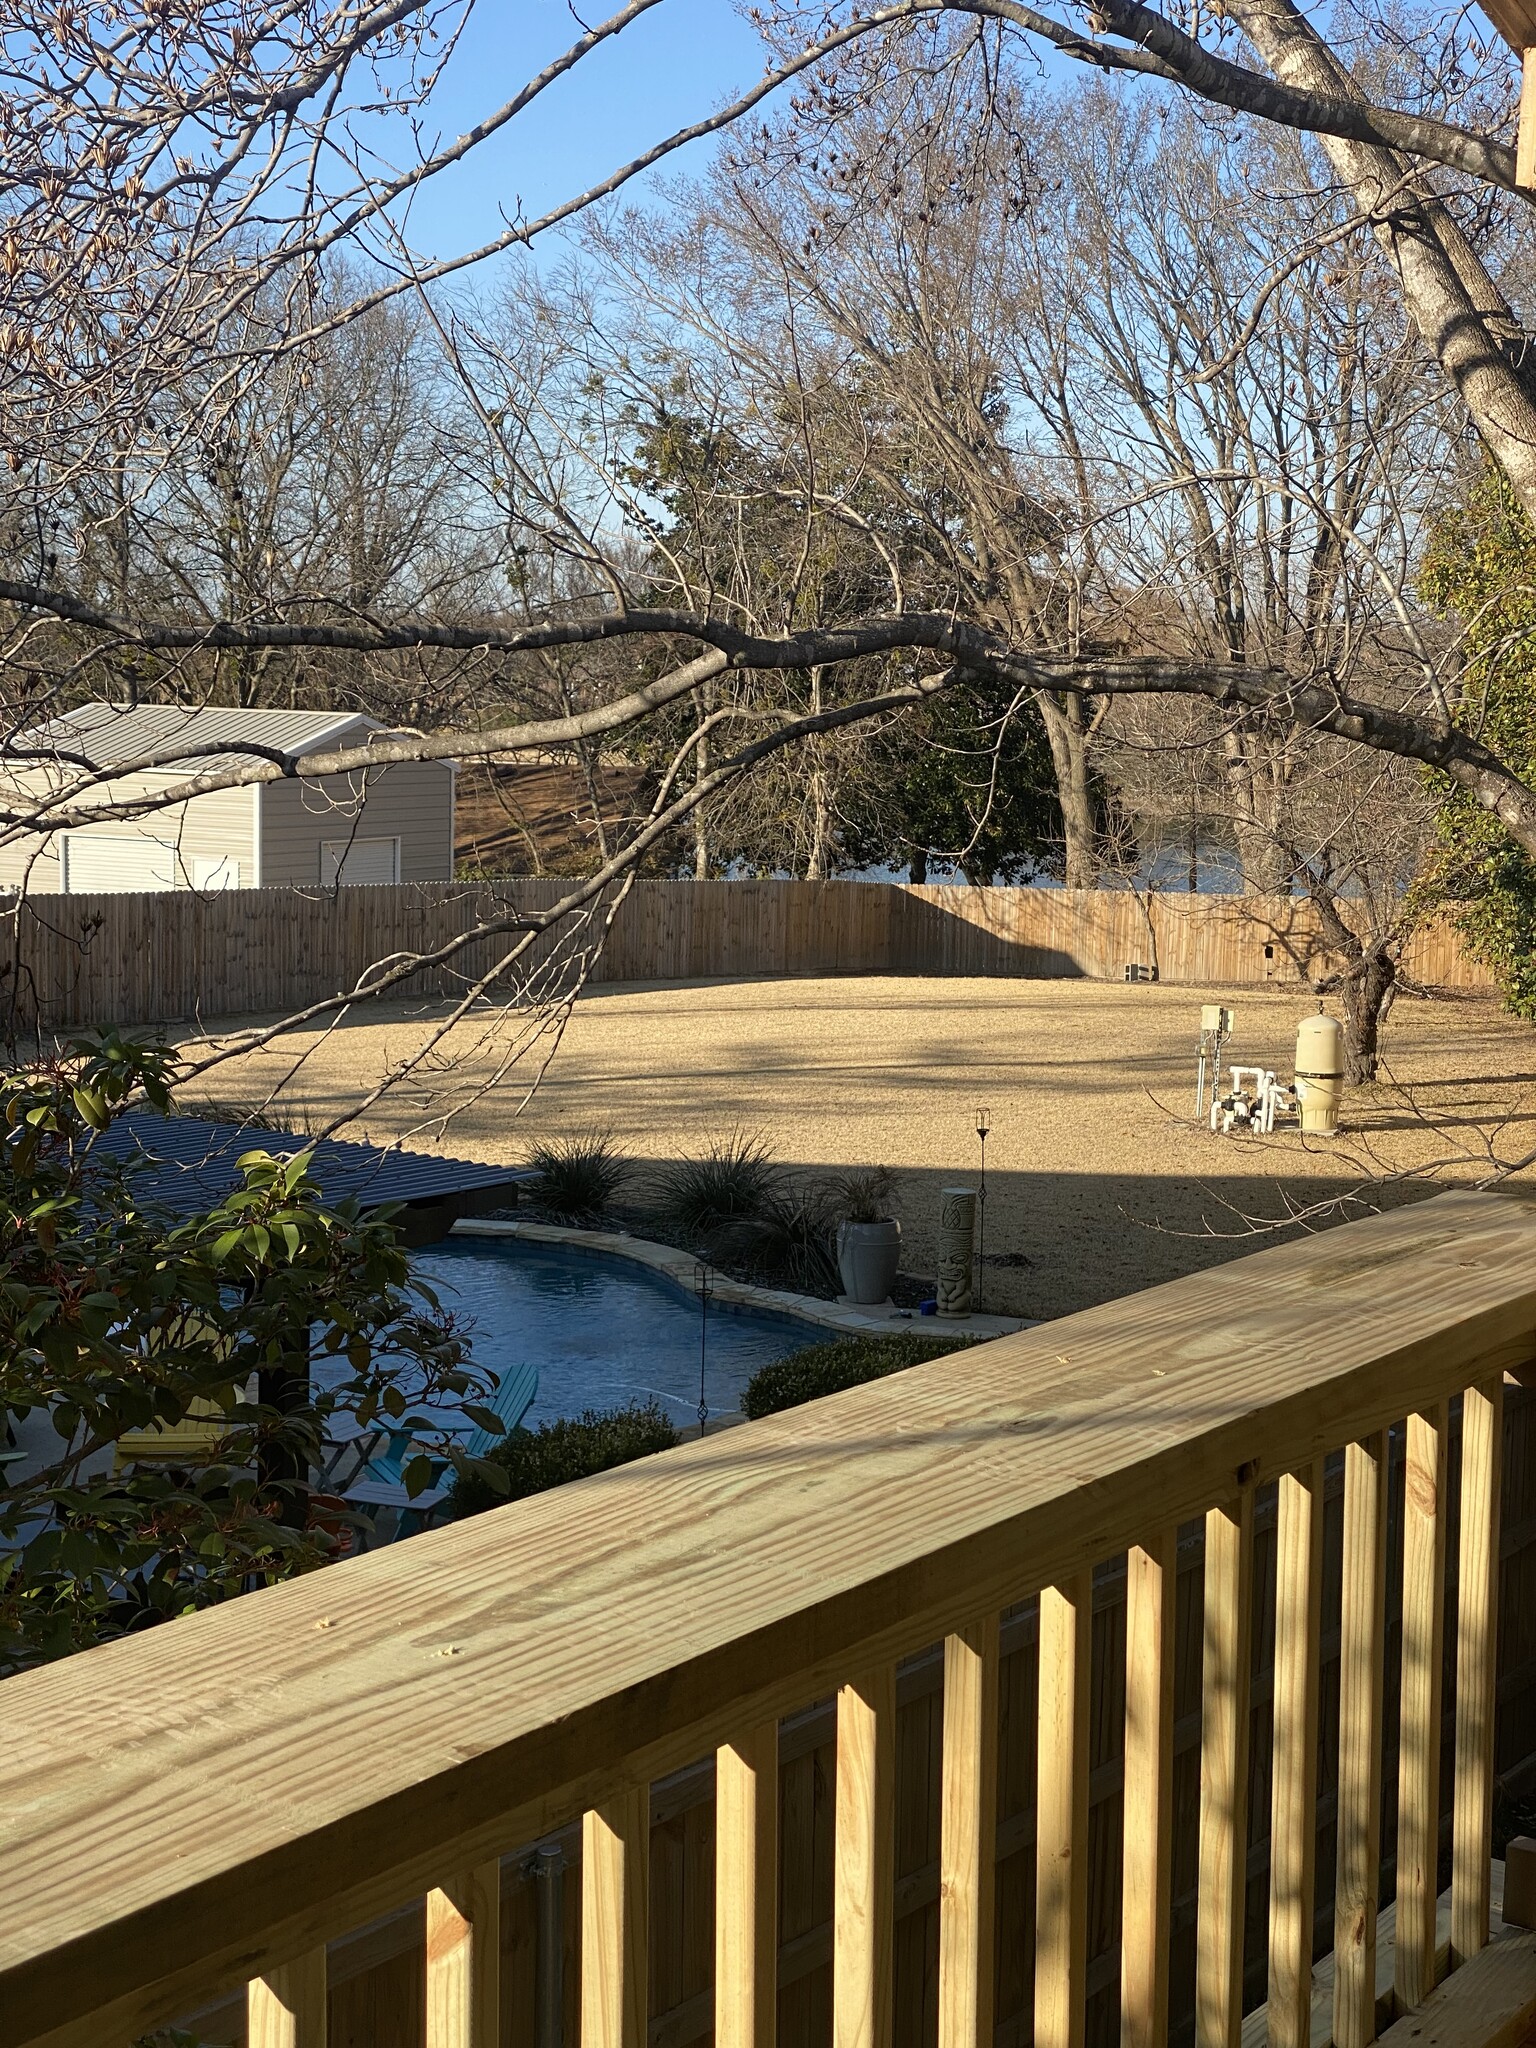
[95,1111,524,1218]
[14,702,375,775]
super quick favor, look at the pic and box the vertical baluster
[1269,1460,1324,2048]
[1036,1570,1092,2048]
[1396,1405,1448,2014]
[1335,1435,1387,2048]
[939,1615,999,2048]
[427,1861,500,2048]
[583,1785,649,2048]
[1122,1532,1177,2048]
[248,1948,327,2048]
[1453,1380,1503,1967]
[1197,1491,1254,2048]
[717,1719,779,2048]
[835,1664,896,2048]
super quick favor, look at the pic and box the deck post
[939,1615,1000,2048]
[835,1665,896,2048]
[1037,1572,1092,2048]
[248,1949,327,2048]
[717,1721,779,2048]
[1197,1491,1254,2048]
[1335,1436,1387,2048]
[1397,1407,1448,2013]
[1269,1462,1324,2048]
[1122,1532,1177,2048]
[1452,1382,1504,1966]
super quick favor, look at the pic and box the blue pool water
[413,1235,826,1427]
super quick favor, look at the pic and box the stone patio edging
[448,1217,1029,1339]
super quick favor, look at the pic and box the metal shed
[0,701,455,893]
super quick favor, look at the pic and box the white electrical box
[1200,1004,1235,1035]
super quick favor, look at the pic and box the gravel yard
[192,976,1536,1321]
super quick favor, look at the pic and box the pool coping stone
[448,1218,1030,1339]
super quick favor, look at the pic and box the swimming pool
[413,1234,826,1428]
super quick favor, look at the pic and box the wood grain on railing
[715,1722,778,2048]
[1269,1461,1324,2048]
[1335,1433,1388,2048]
[1453,1380,1504,1969]
[1122,1533,1177,2048]
[425,1862,499,2048]
[1196,1491,1255,2048]
[2,1193,1535,2048]
[938,1617,999,2048]
[1037,1572,1092,2048]
[1397,1405,1448,2012]
[834,1667,896,2048]
[247,1948,327,2048]
[582,1789,648,2048]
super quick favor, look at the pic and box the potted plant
[829,1167,901,1306]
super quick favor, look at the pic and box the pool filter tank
[1295,1010,1344,1135]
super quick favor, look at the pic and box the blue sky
[387,2,771,261]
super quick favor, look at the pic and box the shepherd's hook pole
[974,1105,991,1316]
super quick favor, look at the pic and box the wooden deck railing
[1,1190,1534,2048]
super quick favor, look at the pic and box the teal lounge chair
[341,1360,539,1535]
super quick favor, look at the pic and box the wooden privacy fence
[0,879,1492,1030]
[1,1192,1534,2048]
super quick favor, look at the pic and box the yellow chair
[113,1394,232,1472]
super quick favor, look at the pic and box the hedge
[740,1331,978,1419]
[446,1398,679,1518]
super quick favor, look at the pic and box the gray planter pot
[837,1218,902,1305]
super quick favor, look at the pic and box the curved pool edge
[448,1218,1029,1340]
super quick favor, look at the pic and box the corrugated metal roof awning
[12,702,374,775]
[93,1111,527,1220]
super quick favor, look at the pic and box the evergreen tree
[1420,472,1536,1017]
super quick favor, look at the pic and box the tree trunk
[1230,0,1536,526]
[1336,950,1397,1085]
[1307,880,1399,1082]
[578,742,611,864]
[1221,726,1293,893]
[910,847,928,884]
[692,691,711,881]
[1036,692,1099,888]
[805,669,831,880]
[806,767,831,880]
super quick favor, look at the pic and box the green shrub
[741,1332,978,1419]
[445,1399,678,1518]
[652,1133,781,1238]
[526,1130,629,1221]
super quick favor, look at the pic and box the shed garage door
[62,834,181,892]
[320,836,399,886]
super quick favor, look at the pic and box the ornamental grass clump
[823,1165,898,1223]
[445,1399,678,1518]
[710,1186,841,1294]
[525,1130,630,1222]
[651,1132,781,1240]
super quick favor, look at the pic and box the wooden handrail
[1,1189,1534,2048]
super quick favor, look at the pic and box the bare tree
[0,2,1529,1123]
